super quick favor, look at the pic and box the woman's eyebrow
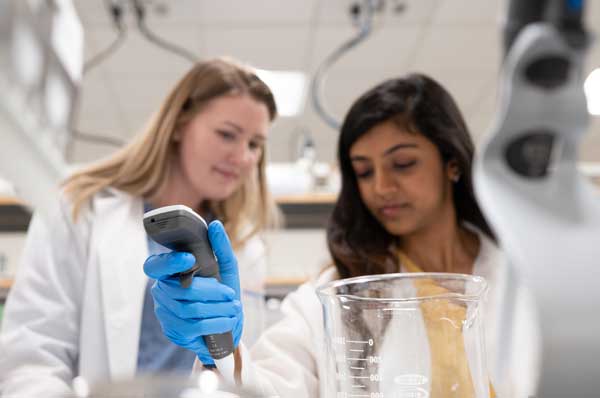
[223,120,243,133]
[351,143,418,161]
[383,143,418,156]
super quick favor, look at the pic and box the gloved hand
[143,220,243,365]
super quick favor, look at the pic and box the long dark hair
[327,73,495,279]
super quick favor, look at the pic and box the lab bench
[0,278,11,300]
[0,197,29,307]
[0,193,337,231]
[0,197,31,232]
[0,279,11,324]
[275,192,336,229]
[0,194,335,322]
[0,276,298,327]
[264,193,336,325]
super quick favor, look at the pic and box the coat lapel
[95,191,148,379]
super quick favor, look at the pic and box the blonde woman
[0,58,278,397]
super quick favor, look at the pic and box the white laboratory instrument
[474,0,600,395]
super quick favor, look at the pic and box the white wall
[0,233,26,280]
[264,228,331,282]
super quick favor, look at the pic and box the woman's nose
[230,141,253,167]
[374,170,397,197]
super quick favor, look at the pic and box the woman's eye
[249,140,262,152]
[393,160,416,170]
[355,169,373,179]
[217,130,236,141]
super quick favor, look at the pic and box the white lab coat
[215,228,541,398]
[0,188,267,397]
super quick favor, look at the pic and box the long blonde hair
[63,57,278,248]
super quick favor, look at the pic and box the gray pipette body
[143,204,233,359]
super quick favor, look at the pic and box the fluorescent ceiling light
[584,67,600,116]
[255,69,307,117]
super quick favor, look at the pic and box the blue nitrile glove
[143,220,243,365]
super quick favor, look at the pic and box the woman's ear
[447,159,461,183]
[172,130,182,142]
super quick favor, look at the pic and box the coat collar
[93,189,148,378]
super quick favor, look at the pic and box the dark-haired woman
[144,74,540,397]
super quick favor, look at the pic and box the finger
[183,300,242,319]
[144,252,195,280]
[152,306,220,366]
[195,316,237,336]
[156,304,236,336]
[208,221,240,297]
[154,278,236,302]
[154,304,197,341]
[153,285,241,319]
[195,343,215,366]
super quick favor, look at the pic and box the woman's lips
[213,167,240,180]
[379,204,409,217]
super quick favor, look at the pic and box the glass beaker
[317,273,490,398]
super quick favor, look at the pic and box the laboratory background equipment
[317,273,490,398]
[0,0,81,217]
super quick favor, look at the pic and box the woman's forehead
[350,121,427,155]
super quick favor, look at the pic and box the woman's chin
[206,184,239,201]
[381,219,417,237]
